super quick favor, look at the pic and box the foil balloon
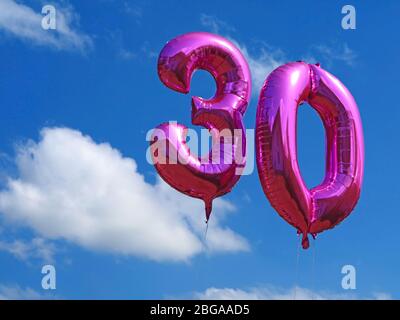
[150,32,251,221]
[255,62,364,248]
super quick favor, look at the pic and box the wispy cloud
[0,128,249,262]
[200,14,235,34]
[0,284,44,300]
[140,40,158,59]
[123,1,143,23]
[193,286,392,300]
[0,237,55,263]
[118,47,137,60]
[116,40,157,61]
[304,43,357,67]
[0,0,92,52]
[200,14,357,95]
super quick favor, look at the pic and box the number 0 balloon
[256,62,364,248]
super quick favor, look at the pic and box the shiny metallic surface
[151,32,251,221]
[256,62,364,248]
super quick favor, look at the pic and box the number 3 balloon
[256,62,364,248]
[150,32,251,222]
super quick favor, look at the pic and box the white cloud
[193,286,392,300]
[0,284,43,300]
[0,128,249,262]
[0,237,55,263]
[0,0,92,52]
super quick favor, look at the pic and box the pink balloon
[150,32,251,221]
[256,62,364,249]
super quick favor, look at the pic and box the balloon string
[293,234,301,300]
[311,238,317,300]
[204,220,209,242]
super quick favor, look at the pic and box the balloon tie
[204,199,212,222]
[301,233,310,249]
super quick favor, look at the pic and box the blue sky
[0,0,398,299]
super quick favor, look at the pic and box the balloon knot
[204,199,213,222]
[311,233,317,240]
[301,233,310,249]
